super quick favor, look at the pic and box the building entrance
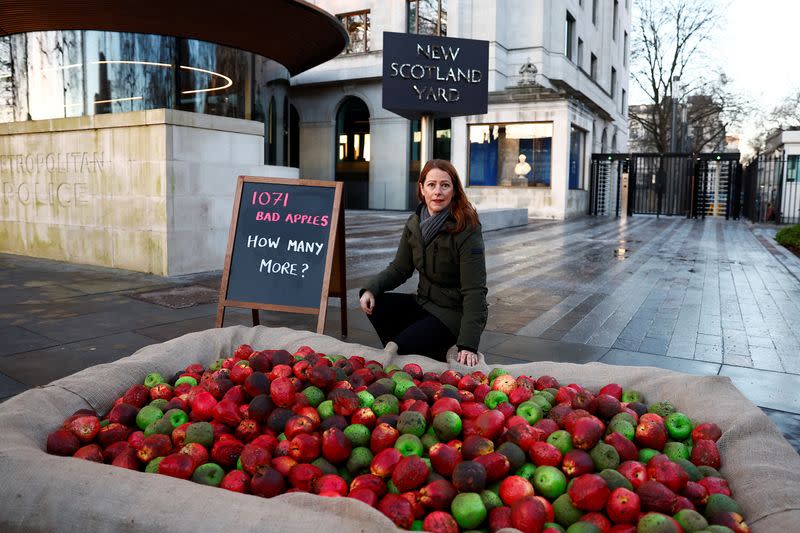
[335,97,370,209]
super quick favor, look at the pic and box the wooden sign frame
[215,176,347,336]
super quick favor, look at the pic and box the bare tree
[745,88,800,160]
[630,0,743,154]
[767,90,800,130]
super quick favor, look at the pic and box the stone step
[477,208,529,232]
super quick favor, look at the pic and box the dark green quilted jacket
[363,205,488,352]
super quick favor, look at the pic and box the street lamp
[670,75,680,153]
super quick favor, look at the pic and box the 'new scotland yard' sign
[382,31,489,119]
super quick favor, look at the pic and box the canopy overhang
[0,0,348,76]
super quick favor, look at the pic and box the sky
[630,0,800,149]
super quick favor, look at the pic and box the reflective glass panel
[0,30,288,127]
[468,123,553,187]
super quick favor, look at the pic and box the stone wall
[0,109,297,275]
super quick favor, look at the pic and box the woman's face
[420,168,454,214]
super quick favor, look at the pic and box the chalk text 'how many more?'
[246,235,325,256]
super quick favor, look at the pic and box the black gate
[589,154,627,216]
[742,155,800,225]
[590,152,743,219]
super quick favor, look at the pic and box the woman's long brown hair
[417,159,480,233]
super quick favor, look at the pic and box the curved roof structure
[0,0,348,75]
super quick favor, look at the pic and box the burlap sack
[0,325,797,532]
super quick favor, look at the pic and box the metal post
[670,76,680,153]
[420,114,434,165]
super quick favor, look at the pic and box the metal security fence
[590,153,743,219]
[589,154,626,216]
[742,155,800,225]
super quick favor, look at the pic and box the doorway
[335,97,370,209]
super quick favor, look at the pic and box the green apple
[343,424,371,447]
[621,389,644,403]
[394,434,424,457]
[393,379,416,399]
[451,492,487,529]
[372,394,400,417]
[547,430,574,455]
[607,418,635,441]
[397,410,427,437]
[145,456,164,473]
[665,411,693,440]
[357,390,375,408]
[638,448,660,464]
[514,462,537,480]
[433,411,463,441]
[529,394,552,413]
[174,375,197,387]
[136,405,163,431]
[184,422,213,448]
[663,441,690,461]
[346,446,374,475]
[144,372,165,389]
[516,400,544,425]
[165,408,188,429]
[533,465,567,499]
[192,462,225,486]
[484,390,509,409]
[302,385,325,407]
[317,399,335,420]
[552,493,584,527]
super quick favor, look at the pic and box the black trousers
[366,293,456,362]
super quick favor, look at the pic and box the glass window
[788,155,799,183]
[613,0,619,41]
[623,31,628,66]
[338,11,371,54]
[577,38,584,68]
[565,12,576,61]
[0,30,288,124]
[569,126,585,189]
[592,0,598,25]
[611,67,617,99]
[590,54,598,80]
[468,123,553,188]
[407,0,448,36]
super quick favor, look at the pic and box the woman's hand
[456,349,479,367]
[360,290,375,315]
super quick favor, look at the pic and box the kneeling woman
[359,159,488,367]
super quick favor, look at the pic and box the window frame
[407,0,448,36]
[337,9,371,54]
[565,11,576,61]
[788,154,799,183]
[611,66,617,99]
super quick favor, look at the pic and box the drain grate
[128,285,218,309]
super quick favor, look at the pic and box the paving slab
[0,332,160,386]
[600,348,722,376]
[487,335,608,364]
[0,326,58,356]
[719,365,800,414]
[0,371,30,400]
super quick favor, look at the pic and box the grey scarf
[419,205,451,245]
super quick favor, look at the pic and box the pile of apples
[46,344,749,533]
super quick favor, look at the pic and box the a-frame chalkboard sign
[215,176,347,336]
